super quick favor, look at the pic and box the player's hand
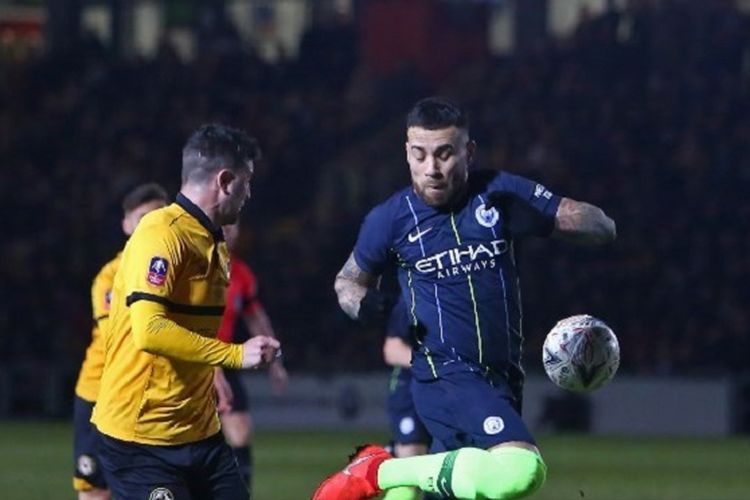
[269,360,289,395]
[241,335,281,369]
[213,367,233,413]
[358,289,395,328]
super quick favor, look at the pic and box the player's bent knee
[486,447,546,499]
[78,488,111,500]
[394,442,429,458]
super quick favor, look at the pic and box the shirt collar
[175,193,225,242]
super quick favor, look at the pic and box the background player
[383,295,430,500]
[314,97,616,500]
[92,124,280,500]
[217,222,289,492]
[72,182,169,500]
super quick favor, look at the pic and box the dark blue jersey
[355,169,561,383]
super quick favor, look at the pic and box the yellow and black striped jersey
[92,193,243,445]
[74,252,121,402]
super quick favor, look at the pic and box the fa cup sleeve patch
[147,256,169,286]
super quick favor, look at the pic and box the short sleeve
[489,172,562,237]
[123,223,181,303]
[353,204,393,275]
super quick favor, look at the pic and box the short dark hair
[181,124,261,184]
[122,182,169,214]
[406,96,469,132]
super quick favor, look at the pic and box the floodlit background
[1,0,749,498]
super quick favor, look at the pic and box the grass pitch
[0,421,747,499]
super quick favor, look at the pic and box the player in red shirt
[217,222,288,493]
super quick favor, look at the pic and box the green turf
[0,421,748,499]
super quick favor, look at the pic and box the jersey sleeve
[122,223,181,303]
[130,300,243,368]
[353,204,393,275]
[490,172,562,237]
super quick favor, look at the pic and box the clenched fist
[240,335,281,369]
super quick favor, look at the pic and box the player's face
[218,160,253,225]
[406,126,474,208]
[122,199,166,236]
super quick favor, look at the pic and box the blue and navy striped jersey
[355,169,561,383]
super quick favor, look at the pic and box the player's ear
[122,212,134,235]
[122,216,131,236]
[217,169,235,195]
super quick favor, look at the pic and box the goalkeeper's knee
[484,447,546,499]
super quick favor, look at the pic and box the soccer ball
[542,314,620,393]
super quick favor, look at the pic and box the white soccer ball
[542,314,620,393]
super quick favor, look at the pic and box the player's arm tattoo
[334,253,379,320]
[552,198,617,245]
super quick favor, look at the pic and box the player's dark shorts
[224,369,249,413]
[388,378,430,445]
[411,370,535,451]
[98,431,248,500]
[73,395,108,491]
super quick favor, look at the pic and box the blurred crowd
[1,0,748,390]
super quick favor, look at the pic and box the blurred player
[72,182,169,500]
[92,124,280,500]
[314,97,616,499]
[382,296,430,500]
[217,222,289,493]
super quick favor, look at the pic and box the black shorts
[224,369,249,413]
[98,432,248,500]
[73,396,108,490]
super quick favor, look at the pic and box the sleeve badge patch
[147,257,169,286]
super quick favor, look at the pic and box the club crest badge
[483,416,505,435]
[147,257,169,286]
[149,487,174,500]
[475,203,499,228]
[76,454,96,476]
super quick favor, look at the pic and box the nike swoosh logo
[407,227,432,243]
[438,477,450,495]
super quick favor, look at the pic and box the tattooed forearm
[335,280,366,319]
[553,198,616,245]
[334,253,377,319]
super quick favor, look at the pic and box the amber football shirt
[92,194,243,445]
[74,253,121,403]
